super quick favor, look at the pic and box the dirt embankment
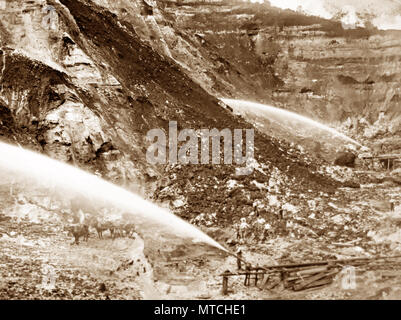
[127,1,401,149]
[54,0,341,221]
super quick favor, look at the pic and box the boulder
[343,180,360,188]
[334,152,356,168]
[390,168,401,185]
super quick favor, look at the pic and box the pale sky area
[249,0,401,30]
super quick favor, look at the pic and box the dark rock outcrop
[334,152,356,168]
[390,168,401,185]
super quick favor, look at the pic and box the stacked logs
[220,253,401,294]
[281,265,340,291]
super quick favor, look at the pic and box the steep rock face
[89,0,284,99]
[0,0,150,189]
[58,0,342,218]
[0,0,341,226]
[270,30,401,145]
[2,1,400,152]
[99,0,401,150]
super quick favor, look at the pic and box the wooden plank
[262,254,401,271]
[283,280,292,289]
[290,277,334,292]
[293,270,338,291]
[289,266,329,277]
[360,154,401,160]
[219,271,271,277]
[286,270,331,285]
[303,277,334,290]
[380,271,400,278]
[222,276,228,295]
[265,278,281,290]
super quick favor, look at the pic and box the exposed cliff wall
[95,0,401,151]
[0,0,342,227]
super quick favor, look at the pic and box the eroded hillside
[99,0,401,152]
[0,0,343,229]
[3,0,401,300]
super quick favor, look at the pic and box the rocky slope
[0,0,347,228]
[107,0,401,152]
[2,0,401,300]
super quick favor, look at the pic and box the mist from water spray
[222,99,362,147]
[0,142,227,252]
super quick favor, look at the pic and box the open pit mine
[1,0,401,303]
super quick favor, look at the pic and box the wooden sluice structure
[220,268,275,295]
[219,255,401,295]
[359,154,401,171]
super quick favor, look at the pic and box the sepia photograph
[0,0,401,303]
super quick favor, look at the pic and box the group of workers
[235,207,288,243]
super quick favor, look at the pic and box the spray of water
[0,142,227,252]
[222,99,362,146]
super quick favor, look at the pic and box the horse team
[65,216,136,245]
